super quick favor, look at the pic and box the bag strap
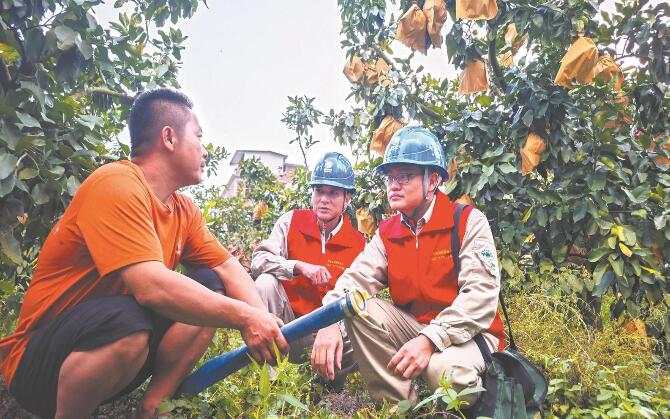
[452,203,517,352]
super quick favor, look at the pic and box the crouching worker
[0,89,289,419]
[251,152,365,385]
[313,127,505,406]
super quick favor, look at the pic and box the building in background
[224,149,305,196]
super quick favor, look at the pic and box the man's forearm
[213,258,266,310]
[121,261,254,329]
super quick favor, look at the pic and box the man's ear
[428,171,441,193]
[160,126,176,151]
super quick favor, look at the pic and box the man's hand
[240,308,289,364]
[311,323,343,381]
[387,335,435,379]
[294,261,332,286]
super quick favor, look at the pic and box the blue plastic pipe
[175,290,367,397]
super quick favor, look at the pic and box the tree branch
[72,87,136,101]
[372,46,443,120]
[487,22,507,92]
[0,57,12,90]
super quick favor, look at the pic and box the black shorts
[9,268,224,419]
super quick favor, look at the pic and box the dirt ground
[0,378,140,419]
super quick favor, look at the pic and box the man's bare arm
[119,260,289,362]
[212,258,265,310]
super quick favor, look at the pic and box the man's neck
[403,195,433,224]
[317,215,341,238]
[131,157,178,204]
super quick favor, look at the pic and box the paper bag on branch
[504,23,527,52]
[365,57,391,85]
[252,201,268,220]
[458,59,488,94]
[554,36,598,88]
[520,132,546,176]
[651,135,670,165]
[498,51,513,68]
[456,0,498,20]
[595,53,623,91]
[397,2,427,54]
[371,115,403,155]
[423,0,448,48]
[356,208,377,236]
[343,54,364,83]
[447,159,458,181]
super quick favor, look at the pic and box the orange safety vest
[379,192,506,349]
[284,210,366,317]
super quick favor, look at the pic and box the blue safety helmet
[375,127,449,180]
[310,152,356,192]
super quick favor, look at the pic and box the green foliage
[161,330,315,418]
[327,0,670,328]
[192,157,311,266]
[505,284,669,418]
[282,95,324,169]
[0,0,209,284]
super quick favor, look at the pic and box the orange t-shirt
[0,161,231,386]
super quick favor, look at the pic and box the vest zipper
[321,228,326,254]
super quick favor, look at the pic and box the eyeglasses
[381,173,419,186]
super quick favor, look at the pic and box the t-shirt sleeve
[180,200,231,268]
[76,173,164,278]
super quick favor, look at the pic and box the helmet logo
[323,160,334,173]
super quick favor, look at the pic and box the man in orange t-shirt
[0,89,289,419]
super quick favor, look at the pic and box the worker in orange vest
[251,152,365,383]
[312,127,504,405]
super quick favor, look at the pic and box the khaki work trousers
[344,298,496,405]
[255,274,356,382]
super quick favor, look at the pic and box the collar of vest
[383,192,456,240]
[293,209,361,248]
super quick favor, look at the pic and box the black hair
[129,88,193,157]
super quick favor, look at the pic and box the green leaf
[15,112,41,129]
[75,114,103,130]
[593,270,614,296]
[622,226,636,246]
[20,82,46,108]
[0,153,18,179]
[610,256,624,276]
[586,172,606,191]
[498,163,516,174]
[593,262,609,283]
[653,215,667,230]
[501,257,516,277]
[278,394,308,411]
[258,363,270,397]
[0,175,15,197]
[573,201,588,222]
[66,176,80,196]
[0,230,22,265]
[522,110,534,127]
[607,236,616,249]
[54,26,79,50]
[31,183,49,205]
[477,95,492,107]
[0,43,20,64]
[589,246,611,262]
[18,168,38,180]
